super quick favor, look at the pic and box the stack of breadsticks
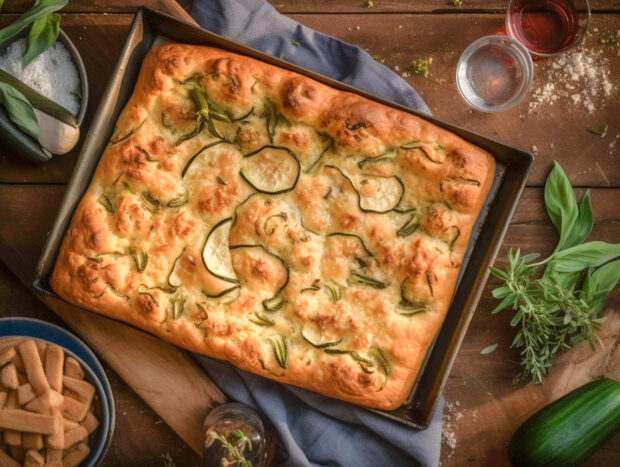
[0,339,100,467]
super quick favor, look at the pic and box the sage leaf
[22,12,60,68]
[480,343,498,355]
[0,0,68,45]
[0,82,39,139]
[582,260,620,314]
[552,241,620,272]
[562,190,593,250]
[545,162,578,250]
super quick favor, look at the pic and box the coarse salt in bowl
[0,38,81,116]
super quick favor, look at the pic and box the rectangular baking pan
[34,7,532,429]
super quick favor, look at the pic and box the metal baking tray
[34,7,532,429]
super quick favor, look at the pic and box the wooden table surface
[0,0,618,465]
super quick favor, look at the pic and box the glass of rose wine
[505,0,590,56]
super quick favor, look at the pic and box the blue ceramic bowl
[0,318,114,466]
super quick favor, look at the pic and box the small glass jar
[203,403,267,467]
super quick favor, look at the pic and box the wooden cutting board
[0,2,227,457]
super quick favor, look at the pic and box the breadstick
[0,346,16,367]
[22,432,43,450]
[0,364,19,390]
[44,345,64,392]
[17,383,36,406]
[62,377,94,405]
[61,443,90,467]
[24,449,45,467]
[63,358,84,380]
[9,354,24,373]
[0,449,20,467]
[81,411,99,435]
[35,341,47,361]
[61,397,89,422]
[62,418,79,431]
[3,391,21,444]
[25,390,64,415]
[17,340,49,395]
[3,429,21,447]
[0,409,59,434]
[63,426,88,450]
[0,391,7,409]
[46,412,64,450]
[5,390,18,409]
[46,448,62,463]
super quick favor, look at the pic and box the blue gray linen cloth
[189,1,442,465]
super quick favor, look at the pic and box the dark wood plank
[0,265,203,466]
[1,0,195,16]
[2,0,619,14]
[271,0,620,13]
[1,13,618,186]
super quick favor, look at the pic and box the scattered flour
[528,45,615,114]
[0,38,81,115]
[442,400,464,460]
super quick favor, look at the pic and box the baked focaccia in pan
[51,44,495,410]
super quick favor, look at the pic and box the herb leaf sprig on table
[490,163,620,384]
[0,82,39,138]
[22,12,61,68]
[0,0,67,45]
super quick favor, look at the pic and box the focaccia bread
[51,44,495,410]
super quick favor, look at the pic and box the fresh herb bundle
[490,163,620,384]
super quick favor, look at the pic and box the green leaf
[21,12,61,68]
[489,266,508,280]
[0,82,39,139]
[0,0,68,45]
[510,308,524,326]
[491,294,514,314]
[492,286,511,299]
[544,163,578,250]
[582,260,620,313]
[552,241,620,272]
[561,190,594,250]
[480,344,498,355]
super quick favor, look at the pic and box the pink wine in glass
[506,0,589,55]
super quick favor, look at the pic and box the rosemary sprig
[490,163,620,384]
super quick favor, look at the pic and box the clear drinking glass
[456,35,534,112]
[203,403,267,467]
[505,0,590,56]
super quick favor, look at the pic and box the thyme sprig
[490,163,620,384]
[206,429,253,467]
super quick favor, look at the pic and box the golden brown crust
[51,44,495,410]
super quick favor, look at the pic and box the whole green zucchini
[509,378,620,467]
